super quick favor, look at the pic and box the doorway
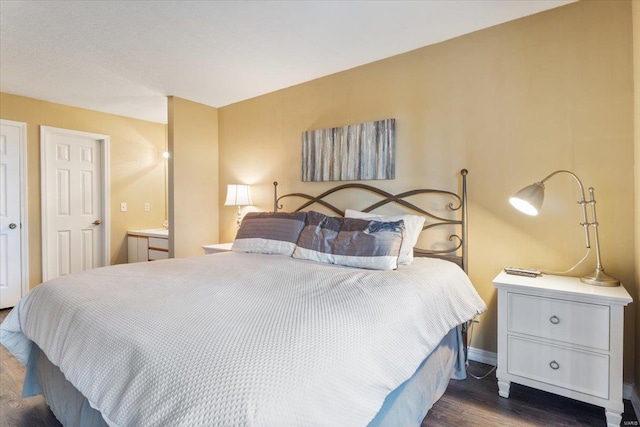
[40,126,110,281]
[0,119,28,308]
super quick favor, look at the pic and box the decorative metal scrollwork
[273,168,469,273]
[273,182,283,211]
[417,234,463,255]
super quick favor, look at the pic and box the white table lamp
[225,184,252,225]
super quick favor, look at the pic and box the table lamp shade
[225,184,252,207]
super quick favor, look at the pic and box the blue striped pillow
[232,212,307,256]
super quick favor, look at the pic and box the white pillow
[344,209,425,265]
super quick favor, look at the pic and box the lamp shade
[224,184,252,206]
[509,182,544,216]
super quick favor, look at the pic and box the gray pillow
[293,211,404,270]
[232,212,307,256]
[344,209,425,266]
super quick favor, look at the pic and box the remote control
[504,267,542,277]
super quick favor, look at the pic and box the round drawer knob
[549,360,560,370]
[549,315,560,325]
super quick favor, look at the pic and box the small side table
[493,271,632,427]
[202,243,233,254]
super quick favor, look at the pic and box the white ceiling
[1,1,574,124]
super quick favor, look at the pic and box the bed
[1,169,486,427]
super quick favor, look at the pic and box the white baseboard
[468,347,639,416]
[467,346,497,366]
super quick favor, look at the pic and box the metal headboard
[273,169,469,273]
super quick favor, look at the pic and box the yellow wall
[632,0,640,395]
[0,93,167,287]
[168,96,219,257]
[219,1,637,381]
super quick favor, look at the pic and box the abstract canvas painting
[302,119,395,182]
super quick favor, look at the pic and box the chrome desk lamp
[509,170,619,287]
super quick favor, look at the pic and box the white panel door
[42,127,110,280]
[0,121,26,308]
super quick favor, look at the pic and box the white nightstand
[493,271,632,427]
[202,243,233,254]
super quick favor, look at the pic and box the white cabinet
[127,235,149,263]
[148,237,169,260]
[493,272,632,427]
[128,229,169,262]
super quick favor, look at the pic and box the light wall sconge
[225,184,253,225]
[509,169,619,287]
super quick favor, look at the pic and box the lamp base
[236,206,242,226]
[581,269,620,287]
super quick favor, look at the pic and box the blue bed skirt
[368,326,465,426]
[24,327,464,427]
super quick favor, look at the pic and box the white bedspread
[1,253,486,427]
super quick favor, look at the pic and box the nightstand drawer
[508,293,609,350]
[508,336,609,399]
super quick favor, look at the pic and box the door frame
[0,119,29,298]
[40,126,111,281]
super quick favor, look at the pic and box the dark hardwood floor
[0,308,637,426]
[0,310,61,427]
[423,364,638,427]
